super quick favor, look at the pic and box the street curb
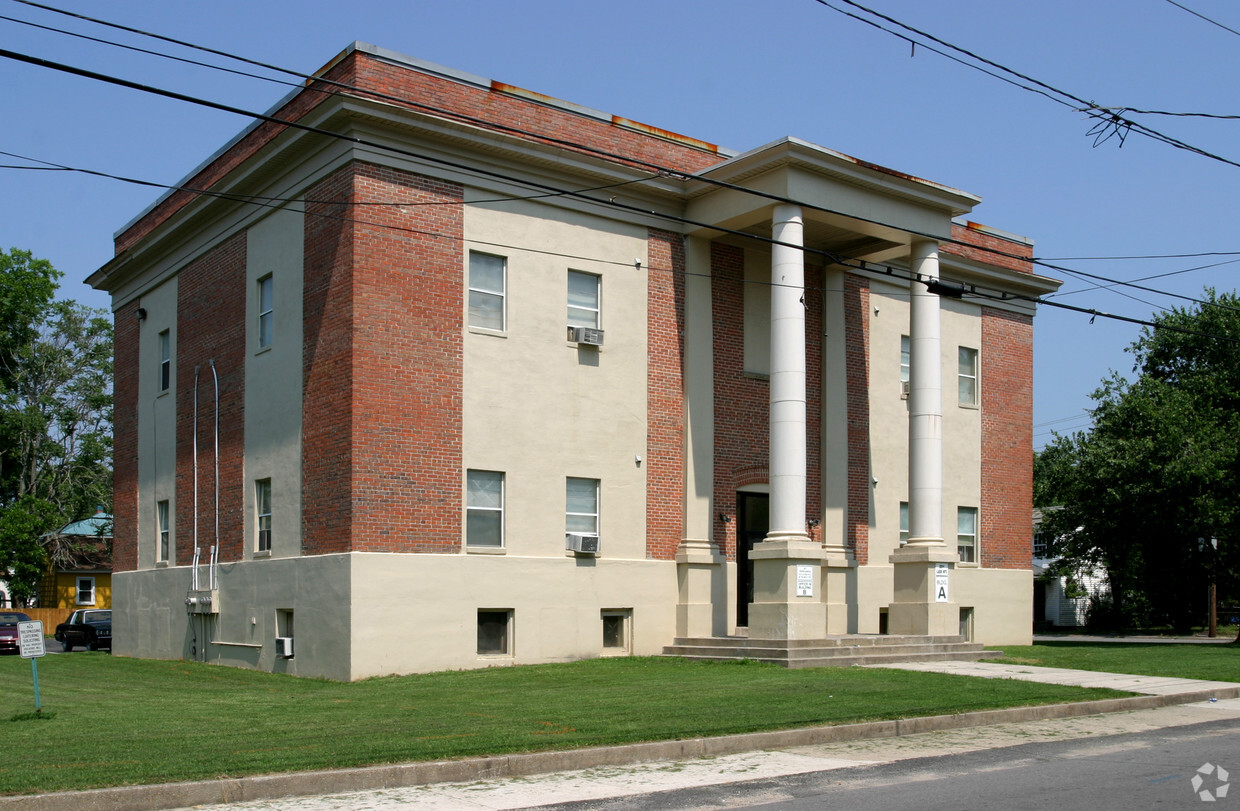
[5,686,1239,811]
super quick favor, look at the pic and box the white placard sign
[795,565,814,597]
[19,620,45,659]
[934,562,950,603]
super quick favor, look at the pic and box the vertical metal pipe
[192,365,200,590]
[209,359,219,591]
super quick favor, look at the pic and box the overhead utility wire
[1162,0,1240,39]
[11,3,1220,313]
[4,1,1081,279]
[817,0,1240,171]
[3,48,1231,342]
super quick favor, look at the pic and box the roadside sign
[18,621,45,659]
[18,620,45,712]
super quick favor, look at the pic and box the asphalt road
[538,720,1240,810]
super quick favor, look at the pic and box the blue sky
[4,0,1238,446]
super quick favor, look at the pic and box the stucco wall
[243,206,305,560]
[461,198,649,561]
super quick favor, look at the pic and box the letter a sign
[934,563,950,603]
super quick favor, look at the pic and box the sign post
[18,620,46,712]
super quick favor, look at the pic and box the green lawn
[996,641,1240,682]
[0,653,1125,796]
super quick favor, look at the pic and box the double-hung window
[76,577,96,606]
[157,499,170,562]
[159,330,171,392]
[257,275,274,349]
[256,479,272,553]
[468,252,506,331]
[567,270,600,329]
[566,477,600,538]
[900,335,911,384]
[958,347,979,406]
[899,501,909,546]
[466,470,504,547]
[957,506,978,563]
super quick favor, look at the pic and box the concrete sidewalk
[3,662,1238,811]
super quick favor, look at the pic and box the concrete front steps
[662,634,1003,669]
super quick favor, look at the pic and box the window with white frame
[466,470,504,547]
[567,270,600,329]
[257,275,274,349]
[76,577,96,606]
[899,501,909,546]
[958,346,979,406]
[900,335,910,384]
[256,479,272,553]
[159,329,171,392]
[957,506,978,563]
[566,477,599,538]
[468,252,506,331]
[157,499,170,563]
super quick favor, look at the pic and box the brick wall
[174,232,247,564]
[980,307,1033,569]
[302,161,465,554]
[111,301,140,572]
[843,275,872,564]
[116,48,723,257]
[302,165,356,556]
[350,163,464,552]
[942,223,1033,275]
[645,229,686,561]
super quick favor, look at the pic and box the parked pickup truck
[56,609,112,651]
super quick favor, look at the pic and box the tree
[0,248,113,605]
[1036,290,1240,633]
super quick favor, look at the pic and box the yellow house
[38,511,113,610]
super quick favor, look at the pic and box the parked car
[0,611,33,655]
[56,609,112,651]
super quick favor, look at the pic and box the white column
[888,238,955,638]
[768,204,807,541]
[907,239,944,545]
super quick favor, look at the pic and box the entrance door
[736,492,769,627]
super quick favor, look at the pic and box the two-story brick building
[90,43,1060,680]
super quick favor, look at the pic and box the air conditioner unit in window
[275,636,294,659]
[565,533,600,555]
[567,326,605,346]
[900,380,910,399]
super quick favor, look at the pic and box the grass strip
[997,640,1240,682]
[0,654,1128,795]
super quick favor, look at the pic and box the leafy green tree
[0,248,112,606]
[1037,290,1240,633]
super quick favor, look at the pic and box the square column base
[675,540,726,638]
[747,537,827,640]
[888,544,958,637]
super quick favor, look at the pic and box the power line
[1162,0,1240,39]
[10,0,1211,313]
[4,47,1235,341]
[816,0,1240,172]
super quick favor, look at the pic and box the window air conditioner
[567,326,605,346]
[275,636,295,659]
[900,380,910,399]
[565,533,600,555]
